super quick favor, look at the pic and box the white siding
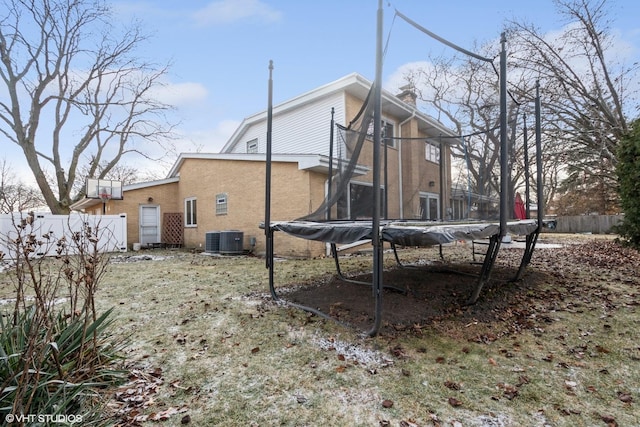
[228,92,346,157]
[231,126,265,153]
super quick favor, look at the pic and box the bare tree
[401,47,533,219]
[0,158,45,213]
[396,0,635,217]
[0,0,176,214]
[506,0,638,213]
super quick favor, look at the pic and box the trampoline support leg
[334,243,405,293]
[467,234,501,305]
[392,243,403,266]
[513,230,540,281]
[331,243,346,279]
[331,243,370,285]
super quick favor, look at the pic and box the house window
[216,193,228,215]
[425,141,440,164]
[337,182,385,220]
[185,197,197,227]
[366,118,396,148]
[246,139,258,153]
[382,120,395,148]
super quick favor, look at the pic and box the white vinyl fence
[0,213,127,258]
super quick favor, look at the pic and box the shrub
[615,119,640,249]
[0,212,127,423]
[0,307,126,421]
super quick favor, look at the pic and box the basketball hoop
[99,190,111,214]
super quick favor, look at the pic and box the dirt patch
[283,237,640,340]
[286,259,547,339]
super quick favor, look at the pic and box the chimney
[396,84,417,107]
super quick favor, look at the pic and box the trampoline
[263,1,545,336]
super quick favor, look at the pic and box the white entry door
[139,205,160,246]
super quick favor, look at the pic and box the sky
[5,0,640,183]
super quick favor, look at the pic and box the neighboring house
[71,73,457,258]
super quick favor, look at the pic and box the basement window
[246,139,258,153]
[216,193,228,215]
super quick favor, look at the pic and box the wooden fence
[548,214,624,234]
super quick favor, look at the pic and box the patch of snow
[475,414,511,427]
[0,297,67,306]
[312,335,394,369]
[110,254,172,263]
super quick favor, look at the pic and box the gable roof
[123,177,180,191]
[221,73,455,153]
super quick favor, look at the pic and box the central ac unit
[205,231,221,253]
[219,230,244,254]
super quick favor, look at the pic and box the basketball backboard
[85,179,123,200]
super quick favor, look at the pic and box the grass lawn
[2,233,638,426]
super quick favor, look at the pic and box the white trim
[425,140,441,164]
[167,153,369,178]
[246,138,258,153]
[419,192,440,220]
[124,177,180,191]
[184,197,197,227]
[139,205,160,245]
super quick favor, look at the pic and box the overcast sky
[6,0,640,182]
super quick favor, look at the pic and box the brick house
[71,73,456,258]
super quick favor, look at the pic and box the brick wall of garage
[98,181,180,248]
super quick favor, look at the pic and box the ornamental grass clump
[0,212,127,424]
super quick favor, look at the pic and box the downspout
[328,107,335,220]
[398,112,415,219]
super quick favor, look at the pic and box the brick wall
[176,158,327,257]
[99,181,179,247]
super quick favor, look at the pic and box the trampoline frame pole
[266,60,276,300]
[368,0,384,337]
[499,32,508,238]
[535,81,544,233]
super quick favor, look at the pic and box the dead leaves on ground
[447,396,463,407]
[109,367,191,426]
[562,240,640,271]
[381,399,394,408]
